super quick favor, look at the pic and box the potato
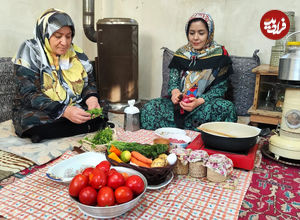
[158,154,168,160]
[151,158,165,168]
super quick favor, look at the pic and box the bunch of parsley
[80,127,113,149]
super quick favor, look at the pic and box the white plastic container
[124,99,140,131]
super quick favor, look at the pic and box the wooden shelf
[248,106,282,125]
[248,64,282,125]
[252,64,279,75]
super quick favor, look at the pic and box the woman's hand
[62,106,91,124]
[179,97,205,112]
[86,96,101,110]
[171,89,182,104]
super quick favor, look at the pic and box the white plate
[154,127,186,138]
[147,172,174,190]
[46,152,106,183]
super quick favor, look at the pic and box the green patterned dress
[140,68,237,131]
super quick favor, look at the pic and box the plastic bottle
[124,99,140,131]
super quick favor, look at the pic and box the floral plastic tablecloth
[0,129,253,219]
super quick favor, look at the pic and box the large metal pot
[278,31,300,82]
[198,122,262,153]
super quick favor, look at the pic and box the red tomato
[89,169,107,189]
[82,167,94,177]
[96,161,111,175]
[89,168,106,182]
[107,172,125,189]
[79,186,98,206]
[115,186,133,204]
[69,174,89,197]
[97,186,115,207]
[108,168,117,177]
[125,175,145,195]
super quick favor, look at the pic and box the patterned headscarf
[185,12,215,47]
[177,12,221,60]
[35,8,75,45]
[169,12,231,98]
[13,8,92,106]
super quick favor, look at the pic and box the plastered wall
[1,0,299,100]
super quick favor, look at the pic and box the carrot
[108,152,123,163]
[131,151,153,164]
[130,157,151,168]
[109,144,122,156]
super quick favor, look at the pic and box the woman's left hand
[179,97,205,112]
[86,96,101,110]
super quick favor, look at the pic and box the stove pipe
[82,0,97,42]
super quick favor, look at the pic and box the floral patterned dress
[140,68,237,131]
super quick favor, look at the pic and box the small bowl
[168,134,192,149]
[69,166,147,219]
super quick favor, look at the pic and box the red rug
[239,155,300,219]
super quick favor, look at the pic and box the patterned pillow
[161,47,174,98]
[160,48,260,116]
[0,57,15,122]
[229,50,260,116]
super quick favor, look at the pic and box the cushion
[160,48,260,116]
[0,57,15,122]
[161,47,174,98]
[229,50,260,116]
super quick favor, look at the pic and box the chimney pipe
[83,0,97,42]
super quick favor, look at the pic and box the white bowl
[69,166,148,219]
[168,134,192,149]
[46,152,106,183]
[154,127,186,138]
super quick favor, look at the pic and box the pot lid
[287,41,300,46]
[97,18,138,25]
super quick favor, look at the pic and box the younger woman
[141,12,237,130]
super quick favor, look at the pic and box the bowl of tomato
[69,163,147,219]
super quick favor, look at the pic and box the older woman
[141,12,237,130]
[12,8,108,142]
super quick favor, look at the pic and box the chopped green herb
[86,108,103,119]
[83,127,113,145]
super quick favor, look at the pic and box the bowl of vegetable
[69,163,147,219]
[105,141,175,185]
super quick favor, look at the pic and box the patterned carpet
[239,156,300,219]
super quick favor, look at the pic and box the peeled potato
[151,158,165,167]
[158,154,168,160]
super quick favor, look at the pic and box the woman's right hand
[62,106,91,124]
[171,89,182,104]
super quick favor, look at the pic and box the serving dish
[69,166,147,219]
[154,127,186,138]
[46,152,106,183]
[106,151,175,185]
